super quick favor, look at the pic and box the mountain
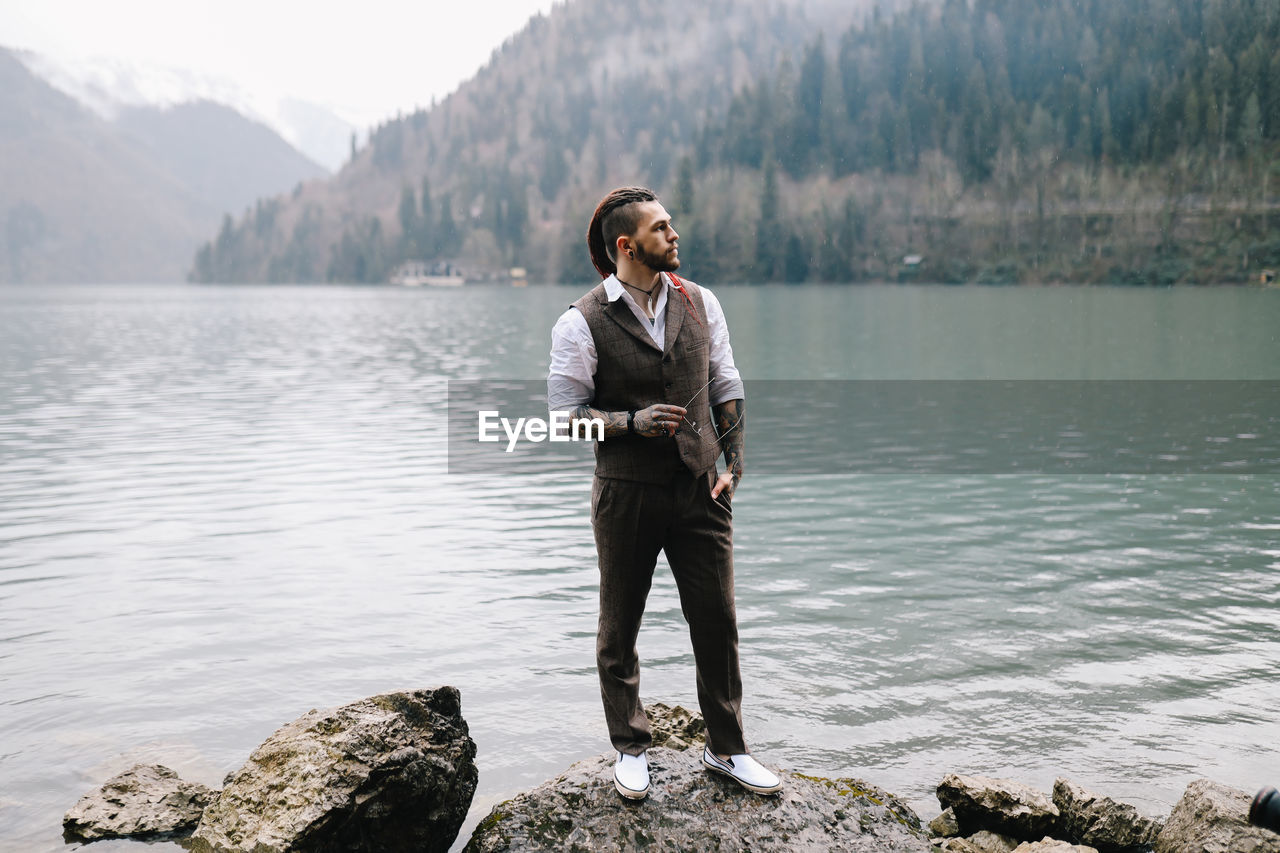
[189,0,884,284]
[0,47,326,283]
[192,0,1279,286]
[277,98,359,173]
[17,50,357,171]
[115,101,326,220]
[687,0,1280,284]
[0,47,210,283]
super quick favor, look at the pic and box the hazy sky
[1,0,559,127]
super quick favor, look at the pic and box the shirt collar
[603,272,669,302]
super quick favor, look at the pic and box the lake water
[2,282,1279,851]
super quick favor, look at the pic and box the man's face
[626,201,680,273]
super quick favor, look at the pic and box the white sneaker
[614,751,649,799]
[701,747,783,795]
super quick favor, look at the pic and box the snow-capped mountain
[16,51,355,171]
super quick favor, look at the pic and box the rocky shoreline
[63,687,1280,852]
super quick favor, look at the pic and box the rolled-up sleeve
[701,287,744,405]
[547,307,597,411]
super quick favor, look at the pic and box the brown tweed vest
[572,275,722,483]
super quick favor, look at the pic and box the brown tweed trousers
[573,277,746,756]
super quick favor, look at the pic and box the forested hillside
[192,0,1280,286]
[689,0,1280,283]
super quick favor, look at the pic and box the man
[547,186,781,800]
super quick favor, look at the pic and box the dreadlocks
[586,186,658,278]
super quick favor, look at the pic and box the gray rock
[189,686,477,853]
[464,747,930,852]
[936,830,1020,852]
[1052,777,1162,851]
[938,774,1060,841]
[1154,778,1280,853]
[968,830,1022,852]
[645,701,706,751]
[1012,839,1099,853]
[62,763,215,841]
[931,807,962,838]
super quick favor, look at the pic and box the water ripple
[3,285,1280,850]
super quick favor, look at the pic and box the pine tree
[959,64,995,181]
[398,185,420,258]
[794,35,827,175]
[1267,54,1280,139]
[756,158,780,281]
[1094,87,1117,162]
[674,156,695,217]
[783,232,809,282]
[1241,91,1264,214]
[539,147,568,201]
[418,177,435,258]
[438,193,460,256]
[1241,91,1263,153]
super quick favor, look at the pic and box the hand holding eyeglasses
[633,404,687,438]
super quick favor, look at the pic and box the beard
[633,242,681,273]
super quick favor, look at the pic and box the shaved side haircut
[587,186,659,278]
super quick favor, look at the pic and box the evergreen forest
[191,0,1280,286]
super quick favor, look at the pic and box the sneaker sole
[701,756,783,795]
[614,776,649,800]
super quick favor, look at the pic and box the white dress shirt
[547,273,745,411]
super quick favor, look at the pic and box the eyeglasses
[677,376,741,441]
[678,378,715,435]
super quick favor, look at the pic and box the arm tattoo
[570,404,677,438]
[712,398,745,481]
[570,404,630,438]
